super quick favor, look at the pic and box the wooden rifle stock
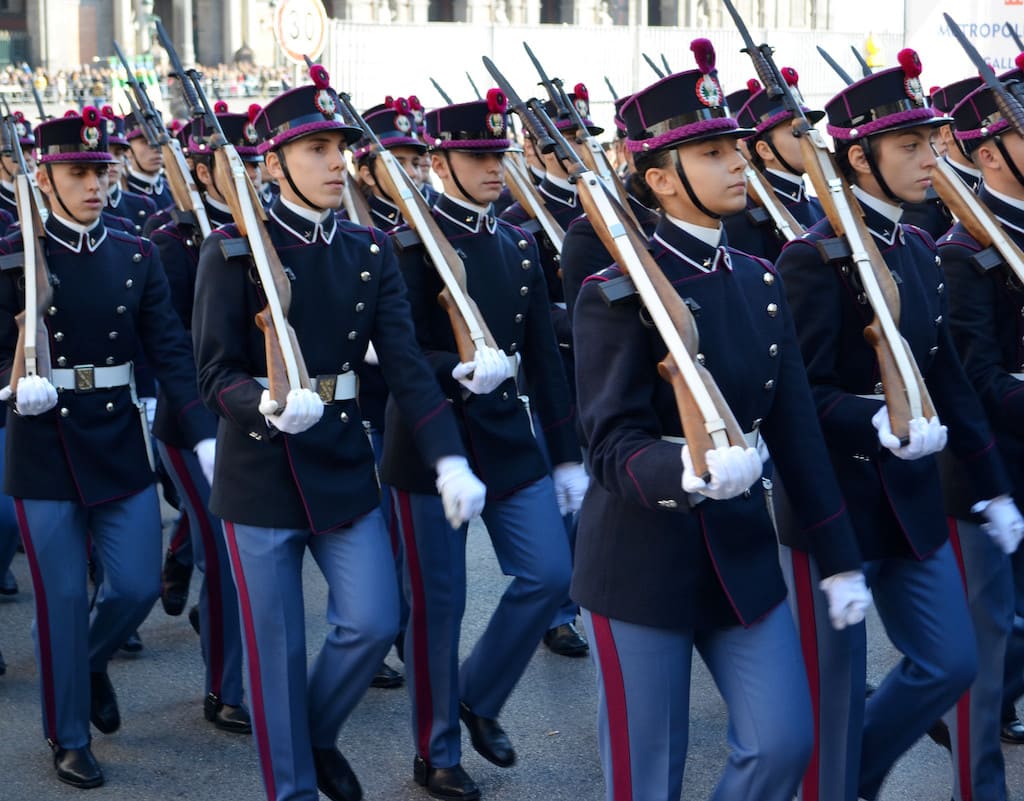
[794,118,934,440]
[502,152,566,254]
[342,152,373,227]
[929,158,1024,285]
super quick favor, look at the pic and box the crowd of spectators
[0,61,292,109]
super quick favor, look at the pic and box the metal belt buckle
[315,374,337,405]
[73,365,96,393]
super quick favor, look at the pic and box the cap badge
[314,89,336,118]
[696,74,723,108]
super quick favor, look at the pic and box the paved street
[2,517,1024,800]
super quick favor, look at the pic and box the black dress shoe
[371,661,404,689]
[413,756,480,800]
[89,671,120,734]
[53,745,104,789]
[160,550,192,617]
[312,746,363,801]
[0,568,17,595]
[459,701,516,767]
[188,605,201,636]
[926,719,951,751]
[204,693,252,734]
[1002,714,1024,744]
[119,630,143,654]
[0,647,6,676]
[543,622,589,657]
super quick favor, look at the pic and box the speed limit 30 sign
[274,0,329,64]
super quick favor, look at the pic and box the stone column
[173,0,196,64]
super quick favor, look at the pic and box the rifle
[1007,22,1024,54]
[742,158,804,242]
[725,0,935,440]
[660,53,672,74]
[0,96,48,218]
[642,53,665,78]
[115,37,211,238]
[184,68,310,406]
[341,149,373,227]
[430,77,454,105]
[850,45,873,77]
[466,72,483,100]
[503,151,566,254]
[321,60,497,362]
[484,55,746,478]
[604,76,619,101]
[947,14,1024,138]
[3,113,52,391]
[816,45,856,86]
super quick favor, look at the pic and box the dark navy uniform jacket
[724,170,824,265]
[571,217,861,631]
[381,193,580,498]
[149,201,232,450]
[0,183,18,219]
[125,168,172,209]
[561,191,660,322]
[107,184,157,235]
[938,188,1024,517]
[367,191,403,231]
[775,198,1010,561]
[0,216,215,504]
[192,198,463,534]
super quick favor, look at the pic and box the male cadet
[100,106,157,234]
[0,108,217,789]
[723,69,826,263]
[500,82,598,658]
[774,52,1024,801]
[0,110,34,225]
[123,111,173,208]
[148,108,257,734]
[935,75,1024,801]
[901,76,983,238]
[191,64,486,801]
[382,91,587,800]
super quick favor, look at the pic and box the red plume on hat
[309,63,331,89]
[486,88,507,114]
[691,38,716,74]
[63,109,79,118]
[385,95,395,108]
[898,48,922,79]
[781,67,799,87]
[408,95,423,111]
[81,106,100,127]
[747,78,761,93]
[101,105,116,120]
[1016,52,1024,72]
[248,104,262,124]
[395,97,411,115]
[574,83,589,102]
[167,119,183,135]
[214,100,229,114]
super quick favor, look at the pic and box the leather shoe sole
[1002,717,1024,744]
[371,662,404,689]
[160,552,192,617]
[204,693,252,734]
[543,623,589,657]
[89,672,120,734]
[119,630,143,654]
[413,756,480,801]
[312,746,363,801]
[53,745,104,789]
[459,701,516,767]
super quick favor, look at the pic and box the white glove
[259,388,324,435]
[194,438,216,487]
[451,347,511,395]
[364,341,379,366]
[975,495,1024,554]
[435,455,486,528]
[0,375,58,416]
[681,444,762,501]
[819,570,872,630]
[871,406,947,460]
[553,462,589,515]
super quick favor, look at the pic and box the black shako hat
[542,82,603,136]
[951,55,1024,153]
[736,68,825,137]
[353,96,428,159]
[36,108,114,164]
[256,63,361,154]
[424,89,512,152]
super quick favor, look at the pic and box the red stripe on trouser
[169,514,190,554]
[791,550,821,801]
[590,613,633,801]
[224,522,276,801]
[165,446,225,696]
[948,517,973,801]
[15,500,58,743]
[395,490,434,762]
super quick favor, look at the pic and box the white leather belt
[855,393,885,400]
[51,363,133,392]
[254,372,358,403]
[661,429,770,464]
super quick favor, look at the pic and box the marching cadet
[148,108,257,734]
[560,93,659,321]
[500,83,600,658]
[934,77,1024,800]
[571,44,871,801]
[381,92,588,799]
[773,52,1023,801]
[100,107,157,235]
[123,111,173,208]
[191,64,486,801]
[0,108,217,789]
[723,69,825,263]
[0,111,35,225]
[354,96,428,230]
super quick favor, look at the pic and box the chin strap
[994,135,1024,193]
[670,149,720,220]
[277,147,324,212]
[764,131,801,179]
[44,164,90,226]
[442,152,484,208]
[858,136,907,204]
[367,155,397,206]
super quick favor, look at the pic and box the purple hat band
[39,150,115,164]
[258,119,351,154]
[826,106,939,140]
[626,116,741,153]
[433,138,510,151]
[956,118,1010,142]
[107,134,129,146]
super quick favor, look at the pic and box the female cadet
[191,65,486,801]
[571,41,871,801]
[774,52,1024,800]
[0,109,217,789]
